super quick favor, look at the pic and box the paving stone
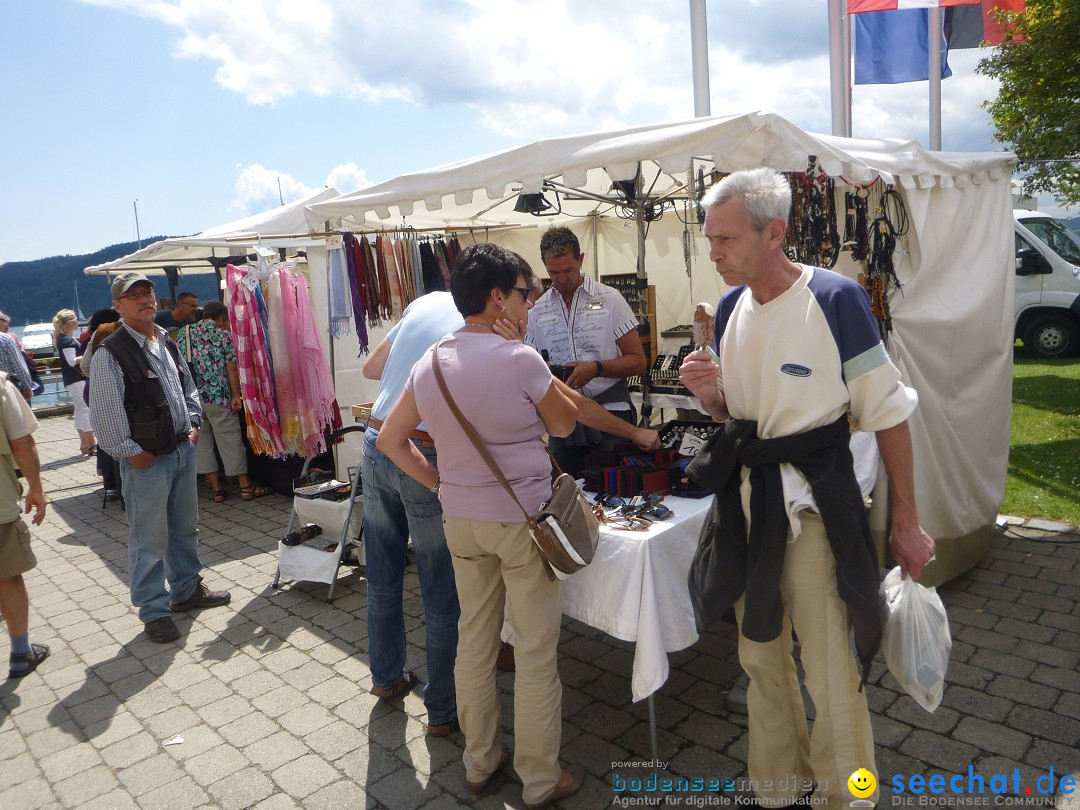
[100,731,161,770]
[137,774,208,810]
[277,702,337,737]
[364,766,444,810]
[303,779,368,809]
[1008,705,1080,746]
[0,777,56,807]
[939,685,1013,722]
[116,751,186,797]
[899,729,980,772]
[295,719,363,762]
[52,762,119,806]
[185,743,250,786]
[243,730,311,771]
[968,649,1037,679]
[953,716,1032,760]
[986,674,1060,709]
[1013,640,1080,670]
[270,752,343,800]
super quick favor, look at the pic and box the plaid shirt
[0,332,32,393]
[88,322,202,459]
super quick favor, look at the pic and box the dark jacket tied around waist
[685,414,884,684]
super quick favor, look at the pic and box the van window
[1015,232,1035,258]
[1021,217,1080,264]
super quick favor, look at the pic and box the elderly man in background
[90,272,230,644]
[526,226,647,476]
[0,368,49,679]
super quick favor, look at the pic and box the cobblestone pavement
[1,413,1078,809]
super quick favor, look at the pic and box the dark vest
[102,327,187,455]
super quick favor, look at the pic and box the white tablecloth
[560,494,714,702]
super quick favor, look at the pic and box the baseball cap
[111,272,155,300]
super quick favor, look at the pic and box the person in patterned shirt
[177,301,272,503]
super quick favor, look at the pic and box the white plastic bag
[881,565,951,712]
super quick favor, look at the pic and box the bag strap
[181,325,192,362]
[431,342,537,528]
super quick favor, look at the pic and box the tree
[978,0,1080,207]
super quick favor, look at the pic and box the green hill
[0,239,224,324]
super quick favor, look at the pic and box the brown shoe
[524,764,586,810]
[467,744,511,795]
[144,617,181,643]
[170,582,231,612]
[426,717,461,737]
[369,671,417,700]
[496,641,516,672]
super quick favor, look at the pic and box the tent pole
[635,166,652,427]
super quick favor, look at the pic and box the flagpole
[689,0,711,116]
[843,9,852,136]
[828,0,846,136]
[929,4,942,149]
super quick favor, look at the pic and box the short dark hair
[177,292,198,304]
[202,301,228,321]
[539,226,580,263]
[451,243,530,317]
[88,308,120,332]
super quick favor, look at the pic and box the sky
[0,0,1062,265]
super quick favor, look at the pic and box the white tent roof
[85,187,341,277]
[305,111,1014,228]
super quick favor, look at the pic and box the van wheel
[1023,314,1080,359]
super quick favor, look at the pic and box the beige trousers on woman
[442,515,563,806]
[735,511,878,809]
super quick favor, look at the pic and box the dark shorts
[0,518,36,578]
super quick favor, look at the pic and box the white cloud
[76,0,1007,151]
[231,165,315,215]
[325,163,373,194]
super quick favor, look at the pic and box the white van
[1013,209,1080,358]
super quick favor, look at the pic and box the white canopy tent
[306,111,1017,583]
[83,187,391,462]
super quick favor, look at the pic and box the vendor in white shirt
[526,226,647,476]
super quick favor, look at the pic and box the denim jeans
[120,439,203,623]
[362,429,459,726]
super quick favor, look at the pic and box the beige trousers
[735,512,878,809]
[442,515,563,805]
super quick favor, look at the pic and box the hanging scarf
[226,263,286,458]
[268,267,304,456]
[359,236,382,325]
[327,245,352,338]
[434,239,453,290]
[293,271,341,456]
[378,234,404,319]
[342,233,371,352]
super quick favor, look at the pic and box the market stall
[306,110,1017,585]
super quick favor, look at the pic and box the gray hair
[701,168,791,230]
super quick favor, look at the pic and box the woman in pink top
[377,244,585,810]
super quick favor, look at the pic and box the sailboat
[73,282,85,321]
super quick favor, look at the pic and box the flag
[945,0,1025,48]
[849,0,980,11]
[854,8,954,84]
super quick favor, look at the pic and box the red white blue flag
[849,0,980,11]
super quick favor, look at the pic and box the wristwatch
[594,360,604,377]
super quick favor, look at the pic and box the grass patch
[1001,349,1080,524]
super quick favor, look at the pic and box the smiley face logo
[848,768,877,798]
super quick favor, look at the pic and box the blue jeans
[120,439,203,623]
[362,429,459,726]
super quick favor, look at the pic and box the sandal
[240,484,274,501]
[9,643,50,679]
[212,489,228,503]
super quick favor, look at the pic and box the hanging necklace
[463,320,492,331]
